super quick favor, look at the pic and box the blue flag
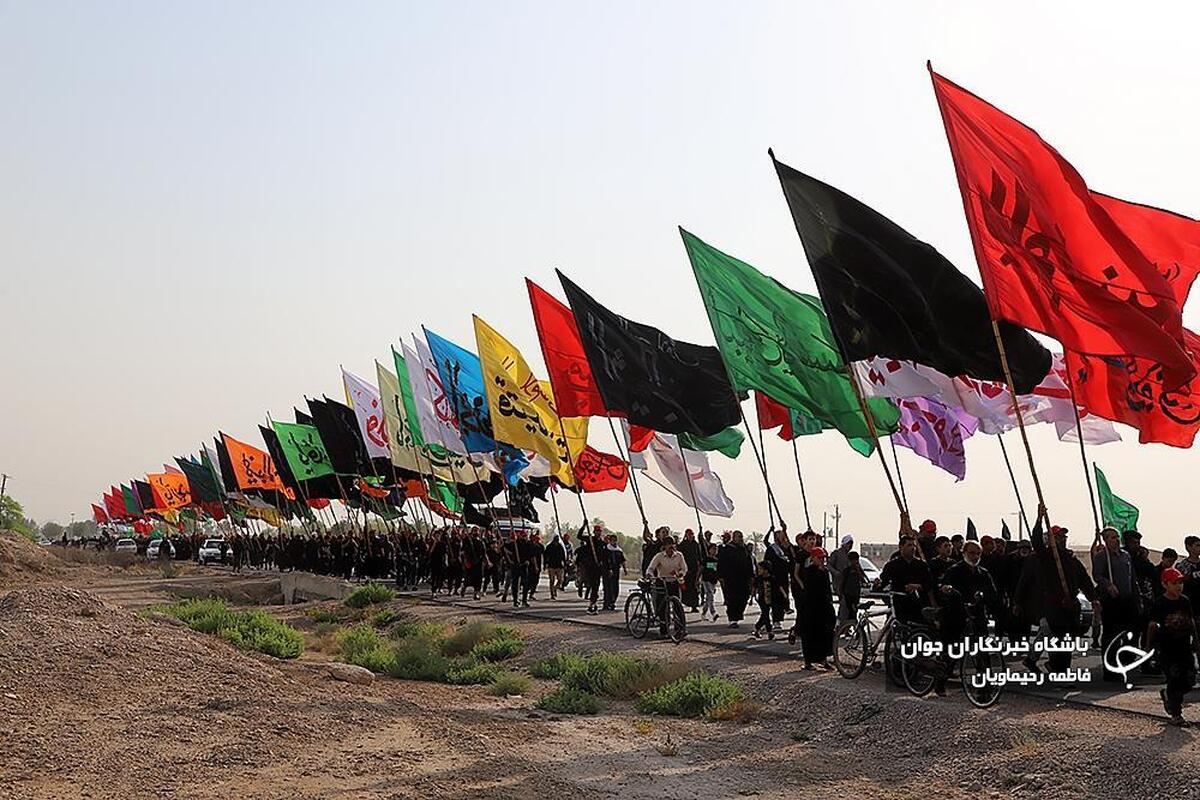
[423,327,529,483]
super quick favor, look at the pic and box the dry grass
[708,698,764,723]
[50,548,137,568]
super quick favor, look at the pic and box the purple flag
[891,396,978,481]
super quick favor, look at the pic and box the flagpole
[756,423,777,532]
[674,437,706,537]
[441,360,500,529]
[996,433,1031,539]
[888,437,909,513]
[789,438,813,532]
[1064,374,1102,543]
[555,415,590,527]
[605,417,649,532]
[989,319,1069,596]
[844,364,908,520]
[738,407,786,531]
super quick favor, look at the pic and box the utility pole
[0,473,8,497]
[830,504,842,550]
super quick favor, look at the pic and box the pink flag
[891,396,978,481]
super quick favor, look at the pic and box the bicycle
[833,592,921,689]
[624,578,687,643]
[898,592,1004,707]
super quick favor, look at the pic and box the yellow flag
[474,315,587,486]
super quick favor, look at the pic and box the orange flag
[221,432,288,494]
[147,472,192,510]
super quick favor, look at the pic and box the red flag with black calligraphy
[573,445,628,493]
[931,68,1195,388]
[526,278,608,418]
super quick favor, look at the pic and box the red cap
[1162,567,1185,584]
[919,519,937,534]
[809,547,828,558]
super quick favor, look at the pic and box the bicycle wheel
[961,649,1003,708]
[624,592,651,639]
[667,597,687,643]
[900,629,938,697]
[834,620,869,679]
[881,628,908,689]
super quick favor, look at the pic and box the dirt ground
[2,531,1199,799]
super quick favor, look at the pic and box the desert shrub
[441,621,512,657]
[337,625,394,672]
[343,583,396,608]
[390,620,447,642]
[388,638,450,682]
[535,687,603,715]
[529,653,586,680]
[469,634,524,663]
[707,698,763,723]
[372,609,401,629]
[634,672,744,720]
[488,672,532,697]
[561,653,662,699]
[307,606,342,624]
[159,599,303,659]
[445,660,500,685]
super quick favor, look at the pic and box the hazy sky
[3,2,1198,549]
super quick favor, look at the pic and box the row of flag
[93,66,1193,534]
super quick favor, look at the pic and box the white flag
[342,369,391,460]
[405,337,468,456]
[623,423,734,517]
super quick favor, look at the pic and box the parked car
[114,538,137,555]
[198,538,229,566]
[146,539,175,561]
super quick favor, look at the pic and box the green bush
[306,606,342,624]
[390,620,447,642]
[529,653,586,680]
[634,672,744,720]
[561,653,663,699]
[388,638,451,682]
[372,609,401,628]
[535,687,603,715]
[445,660,500,685]
[337,625,394,672]
[488,672,532,697]
[158,599,304,659]
[344,583,396,609]
[441,621,518,657]
[469,635,524,663]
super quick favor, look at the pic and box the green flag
[175,455,222,504]
[1094,465,1139,532]
[433,477,463,514]
[121,484,141,516]
[271,421,336,481]
[678,427,744,459]
[683,228,898,454]
[392,347,427,449]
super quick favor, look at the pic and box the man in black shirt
[1148,567,1200,726]
[875,536,932,624]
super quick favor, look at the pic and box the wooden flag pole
[757,423,778,532]
[555,415,591,526]
[1064,375,1102,543]
[789,437,813,532]
[738,407,786,532]
[996,433,1031,539]
[989,319,1069,596]
[844,364,908,520]
[605,417,649,531]
[888,437,910,512]
[674,437,706,537]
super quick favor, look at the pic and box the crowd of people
[85,509,1199,724]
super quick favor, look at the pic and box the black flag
[771,153,1051,394]
[966,518,979,541]
[306,396,373,476]
[133,480,156,512]
[1000,519,1013,541]
[557,270,743,436]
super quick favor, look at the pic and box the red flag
[92,503,109,524]
[306,498,330,510]
[755,392,796,440]
[104,487,127,521]
[404,479,428,499]
[355,478,390,500]
[527,278,608,418]
[574,445,629,493]
[931,68,1194,388]
[625,425,655,453]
